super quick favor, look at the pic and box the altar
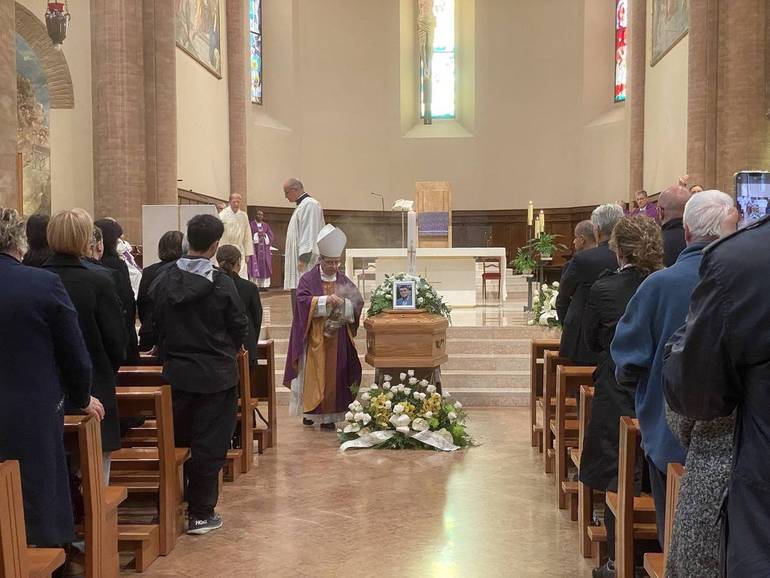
[345,247,507,307]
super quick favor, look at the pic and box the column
[143,0,178,206]
[627,0,646,196]
[91,0,147,241]
[0,0,16,209]
[226,0,248,201]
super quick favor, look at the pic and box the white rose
[448,411,457,421]
[383,383,391,390]
[354,412,365,422]
[399,373,407,381]
[413,391,421,399]
[384,400,392,409]
[426,384,437,394]
[344,423,361,433]
[370,383,379,390]
[348,402,357,411]
[383,374,392,382]
[417,297,424,305]
[454,401,463,409]
[419,392,427,400]
[407,370,415,377]
[419,379,429,387]
[362,414,372,425]
[397,384,405,392]
[396,426,411,434]
[395,414,411,427]
[361,392,371,402]
[411,418,429,432]
[552,281,560,288]
[358,386,370,394]
[393,404,405,414]
[424,411,433,419]
[404,387,412,396]
[442,391,451,399]
[408,377,418,386]
[344,411,354,421]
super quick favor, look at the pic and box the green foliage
[527,233,568,259]
[367,273,452,321]
[511,247,537,274]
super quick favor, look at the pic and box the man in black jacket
[556,203,624,364]
[151,214,249,535]
[657,185,691,266]
[663,215,770,577]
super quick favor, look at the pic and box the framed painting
[651,0,689,66]
[176,0,222,78]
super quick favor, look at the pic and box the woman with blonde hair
[43,209,127,474]
[578,216,664,578]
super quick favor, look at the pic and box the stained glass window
[614,0,627,103]
[250,0,262,104]
[421,0,455,119]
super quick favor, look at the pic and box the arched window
[420,0,455,120]
[614,0,627,102]
[250,0,262,104]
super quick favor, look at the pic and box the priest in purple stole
[248,210,274,288]
[283,224,364,429]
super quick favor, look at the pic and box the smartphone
[735,171,770,225]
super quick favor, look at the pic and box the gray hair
[591,203,624,237]
[284,178,304,191]
[0,208,28,255]
[683,190,735,241]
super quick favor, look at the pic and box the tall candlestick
[527,201,534,226]
[534,215,541,237]
[407,210,417,275]
[539,210,545,233]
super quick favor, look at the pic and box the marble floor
[134,409,594,578]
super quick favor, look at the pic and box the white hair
[683,190,735,241]
[591,203,625,237]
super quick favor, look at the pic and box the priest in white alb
[218,193,254,278]
[282,178,325,302]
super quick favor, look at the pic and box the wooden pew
[112,385,189,557]
[251,340,276,453]
[644,463,685,578]
[529,339,561,451]
[0,461,66,578]
[117,366,165,388]
[554,366,595,515]
[608,417,658,578]
[225,350,254,481]
[63,415,129,578]
[541,350,577,474]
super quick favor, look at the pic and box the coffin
[364,309,449,369]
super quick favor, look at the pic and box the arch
[15,2,74,109]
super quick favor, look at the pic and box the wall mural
[176,0,222,78]
[16,34,50,216]
[651,0,689,66]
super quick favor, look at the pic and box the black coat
[662,218,686,267]
[44,254,128,451]
[100,253,139,363]
[0,254,92,546]
[578,266,646,490]
[137,260,175,350]
[555,242,618,364]
[663,216,770,577]
[151,257,249,393]
[231,274,263,365]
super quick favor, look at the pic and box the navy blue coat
[0,253,92,546]
[664,216,770,577]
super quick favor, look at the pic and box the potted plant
[510,247,536,276]
[527,233,568,260]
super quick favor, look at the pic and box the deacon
[283,225,363,430]
[283,178,325,305]
[219,193,254,278]
[248,210,274,287]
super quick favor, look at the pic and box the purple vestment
[283,265,363,417]
[248,220,273,279]
[627,203,659,221]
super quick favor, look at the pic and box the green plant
[527,233,568,259]
[511,247,536,274]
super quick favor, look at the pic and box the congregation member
[578,216,664,578]
[44,209,128,476]
[0,208,104,549]
[627,190,658,219]
[283,178,325,307]
[21,213,52,267]
[249,209,274,288]
[611,191,738,570]
[95,217,139,363]
[284,225,363,429]
[656,185,691,266]
[556,203,624,365]
[151,214,249,534]
[572,220,597,253]
[218,193,254,278]
[689,183,703,194]
[664,215,770,577]
[137,230,184,351]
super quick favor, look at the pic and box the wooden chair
[608,417,659,578]
[481,260,502,301]
[541,350,576,474]
[112,385,189,557]
[63,415,129,578]
[554,366,594,515]
[0,461,66,578]
[251,340,276,453]
[644,463,685,578]
[529,338,561,450]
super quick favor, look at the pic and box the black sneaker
[187,513,223,535]
[302,418,314,426]
[592,561,615,578]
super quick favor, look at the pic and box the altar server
[282,178,325,300]
[219,193,254,278]
[283,225,363,429]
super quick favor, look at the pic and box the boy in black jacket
[151,214,248,534]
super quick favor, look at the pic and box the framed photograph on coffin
[393,280,417,310]
[176,0,222,78]
[651,0,689,66]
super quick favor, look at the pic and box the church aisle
[133,409,593,577]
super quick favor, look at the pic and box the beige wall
[643,0,688,195]
[19,0,94,214]
[176,0,231,199]
[247,0,629,211]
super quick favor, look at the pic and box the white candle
[527,201,534,226]
[407,210,417,275]
[539,210,545,233]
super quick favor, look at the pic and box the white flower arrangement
[529,281,561,327]
[367,273,452,320]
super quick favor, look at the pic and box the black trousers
[647,456,667,548]
[172,387,237,519]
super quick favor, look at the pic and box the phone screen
[735,171,770,224]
